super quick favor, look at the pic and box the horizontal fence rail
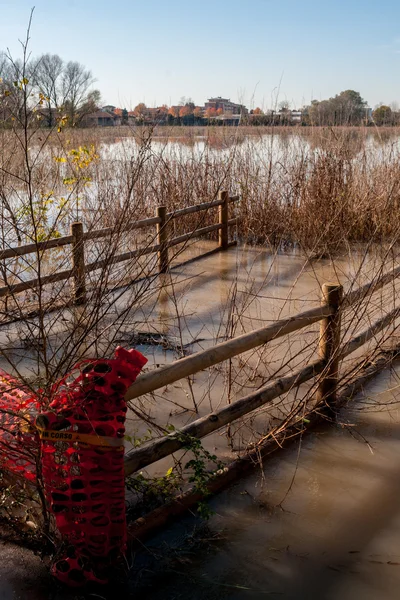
[83,215,162,242]
[0,236,75,261]
[123,273,400,476]
[0,269,73,298]
[124,359,325,476]
[0,191,238,301]
[125,304,334,401]
[342,265,400,309]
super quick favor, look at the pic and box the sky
[0,0,399,110]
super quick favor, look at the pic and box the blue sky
[0,0,399,110]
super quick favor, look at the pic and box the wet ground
[2,364,400,599]
[130,364,400,600]
[2,244,400,598]
[0,542,53,600]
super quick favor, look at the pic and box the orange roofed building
[204,97,248,116]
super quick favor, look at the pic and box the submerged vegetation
[1,23,400,559]
[31,123,400,254]
[5,122,400,253]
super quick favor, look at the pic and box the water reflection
[131,368,400,600]
[99,128,400,165]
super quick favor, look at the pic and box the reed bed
[12,124,400,255]
[2,120,400,541]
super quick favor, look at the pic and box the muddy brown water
[121,242,400,478]
[1,243,400,598]
[130,366,400,600]
[2,369,400,599]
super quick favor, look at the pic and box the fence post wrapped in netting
[33,346,147,585]
[0,347,146,587]
[34,346,147,586]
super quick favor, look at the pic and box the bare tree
[61,60,97,125]
[32,55,100,127]
[33,53,64,126]
[0,54,27,125]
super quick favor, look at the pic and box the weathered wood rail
[0,191,238,301]
[123,268,400,476]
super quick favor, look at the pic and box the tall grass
[2,114,400,540]
[20,124,400,255]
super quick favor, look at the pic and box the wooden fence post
[71,222,86,305]
[218,190,229,250]
[318,283,343,407]
[157,206,168,273]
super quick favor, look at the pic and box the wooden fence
[123,267,400,476]
[0,191,238,303]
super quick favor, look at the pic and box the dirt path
[0,542,54,600]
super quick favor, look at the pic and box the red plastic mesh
[0,346,147,587]
[37,346,147,586]
[0,369,40,481]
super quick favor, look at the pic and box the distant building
[125,107,168,124]
[213,114,242,125]
[365,107,373,122]
[204,97,248,115]
[290,111,302,122]
[102,105,116,114]
[145,107,168,123]
[271,109,303,124]
[82,110,120,127]
[247,109,304,125]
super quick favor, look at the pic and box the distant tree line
[2,57,400,129]
[370,104,400,126]
[91,91,400,127]
[305,90,368,126]
[0,51,100,128]
[305,92,400,126]
[130,98,218,126]
[250,92,400,127]
[248,91,370,126]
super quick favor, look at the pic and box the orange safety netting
[0,369,40,481]
[0,347,147,587]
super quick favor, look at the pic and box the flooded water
[2,367,400,599]
[1,243,400,598]
[100,128,400,166]
[131,365,400,600]
[120,242,400,473]
[1,242,399,464]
